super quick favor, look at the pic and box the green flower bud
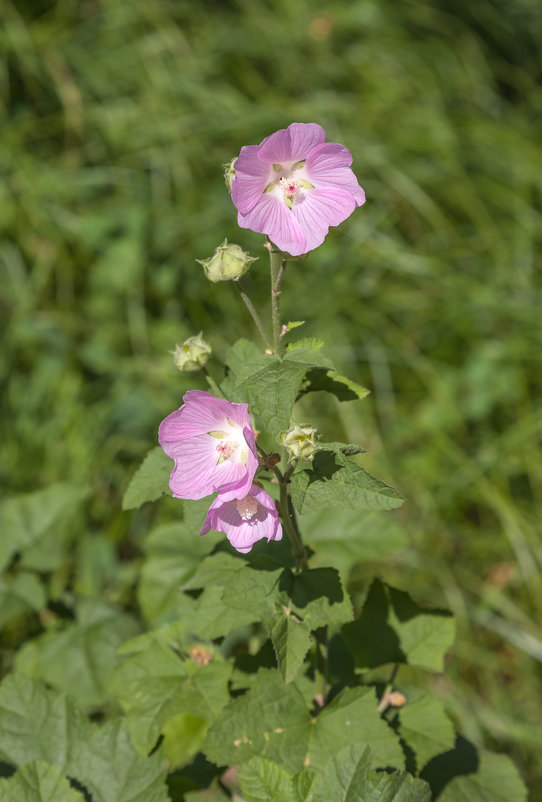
[171,332,212,372]
[281,422,319,462]
[223,157,237,192]
[197,239,258,283]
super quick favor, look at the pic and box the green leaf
[269,607,313,683]
[205,670,403,777]
[181,552,246,591]
[343,579,456,672]
[307,686,404,772]
[307,744,372,802]
[284,339,334,369]
[298,508,407,579]
[301,369,370,402]
[15,599,140,707]
[356,771,431,802]
[290,450,404,514]
[139,518,217,624]
[204,669,311,774]
[110,640,231,754]
[238,757,297,802]
[0,573,45,628]
[226,339,332,441]
[0,484,88,572]
[439,749,527,802]
[179,584,261,640]
[318,442,366,456]
[0,761,85,802]
[122,446,173,510]
[399,695,456,772]
[0,674,170,802]
[284,321,306,334]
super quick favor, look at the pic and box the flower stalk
[236,280,272,350]
[269,247,287,357]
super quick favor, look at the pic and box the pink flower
[158,390,258,501]
[200,484,283,554]
[231,122,365,256]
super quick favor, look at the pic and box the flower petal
[292,186,357,252]
[238,193,307,256]
[257,127,292,163]
[306,143,366,206]
[287,122,326,161]
[232,145,272,215]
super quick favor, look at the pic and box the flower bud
[197,239,257,283]
[223,157,237,192]
[281,422,319,462]
[171,332,212,372]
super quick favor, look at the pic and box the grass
[1,0,541,795]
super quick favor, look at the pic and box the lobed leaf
[238,757,298,802]
[300,368,370,402]
[399,695,456,772]
[0,761,85,802]
[291,450,404,514]
[122,446,173,510]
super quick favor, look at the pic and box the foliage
[1,0,540,798]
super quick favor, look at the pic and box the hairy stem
[236,280,272,350]
[274,462,307,571]
[269,248,287,357]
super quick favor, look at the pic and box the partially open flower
[158,390,258,500]
[281,422,319,461]
[197,239,258,282]
[200,484,282,554]
[171,332,211,372]
[231,122,365,256]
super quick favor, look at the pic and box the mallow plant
[0,123,527,801]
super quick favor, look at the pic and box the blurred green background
[1,0,541,795]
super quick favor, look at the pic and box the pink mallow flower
[231,122,365,256]
[158,390,258,501]
[200,484,283,554]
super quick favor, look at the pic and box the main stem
[269,248,286,357]
[275,463,307,572]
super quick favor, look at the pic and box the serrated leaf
[291,450,404,514]
[110,640,231,754]
[122,447,173,510]
[307,686,404,772]
[0,484,88,572]
[181,552,246,591]
[359,770,432,802]
[205,671,403,776]
[238,757,297,802]
[15,599,140,707]
[399,695,456,772]
[307,744,372,802]
[204,669,311,774]
[343,579,456,672]
[0,674,170,802]
[284,339,334,369]
[179,584,261,640]
[318,442,366,456]
[301,369,370,402]
[0,761,85,802]
[269,608,313,683]
[437,748,527,802]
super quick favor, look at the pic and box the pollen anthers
[236,495,260,522]
[208,427,240,463]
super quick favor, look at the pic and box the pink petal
[257,127,292,163]
[200,487,282,553]
[287,123,326,161]
[306,143,365,206]
[238,194,307,256]
[232,145,272,215]
[292,186,357,252]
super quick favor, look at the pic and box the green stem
[202,365,225,398]
[275,462,307,572]
[269,248,287,357]
[236,280,272,350]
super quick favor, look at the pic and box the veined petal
[306,141,354,170]
[238,194,307,256]
[306,142,365,205]
[292,186,357,252]
[287,122,326,161]
[232,145,273,215]
[200,486,282,553]
[257,127,292,163]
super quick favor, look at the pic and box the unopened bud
[281,422,319,462]
[171,332,211,372]
[197,239,257,283]
[223,157,237,192]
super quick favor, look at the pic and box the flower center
[216,438,238,460]
[236,495,259,521]
[279,177,301,198]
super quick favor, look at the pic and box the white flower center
[279,177,301,198]
[264,161,314,209]
[208,421,247,465]
[236,495,259,522]
[216,438,239,460]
